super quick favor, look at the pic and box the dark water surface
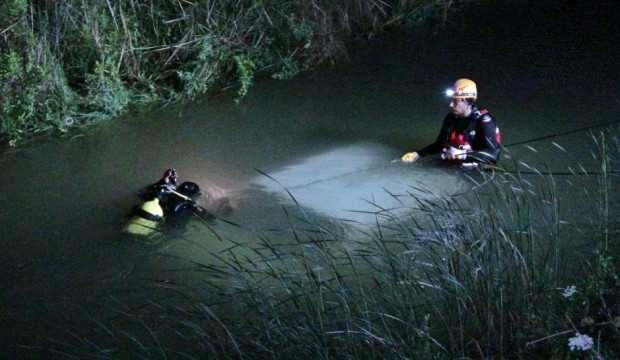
[2,1,619,354]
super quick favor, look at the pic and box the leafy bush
[0,0,455,146]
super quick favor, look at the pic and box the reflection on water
[252,142,469,224]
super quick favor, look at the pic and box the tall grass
[0,0,455,145]
[36,132,619,358]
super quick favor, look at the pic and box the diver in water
[142,168,205,217]
[401,78,501,167]
[126,169,207,236]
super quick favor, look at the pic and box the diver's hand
[157,184,176,194]
[401,152,420,163]
[443,147,468,160]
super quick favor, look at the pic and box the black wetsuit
[417,106,501,164]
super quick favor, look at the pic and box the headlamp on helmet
[448,78,477,100]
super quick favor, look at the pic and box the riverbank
[0,0,455,146]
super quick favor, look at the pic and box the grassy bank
[34,133,619,358]
[0,0,454,146]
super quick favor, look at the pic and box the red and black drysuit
[416,107,501,165]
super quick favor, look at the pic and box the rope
[261,120,620,191]
[504,119,620,147]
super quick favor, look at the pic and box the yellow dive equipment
[124,198,164,236]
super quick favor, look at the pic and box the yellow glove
[401,152,420,163]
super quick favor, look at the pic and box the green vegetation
[43,133,619,358]
[0,0,453,145]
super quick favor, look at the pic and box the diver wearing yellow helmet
[401,78,501,166]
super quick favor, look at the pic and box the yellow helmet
[447,78,477,100]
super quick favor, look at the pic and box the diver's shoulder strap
[136,199,164,221]
[135,207,163,222]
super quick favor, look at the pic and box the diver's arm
[465,115,500,164]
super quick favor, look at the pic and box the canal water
[1,1,619,355]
